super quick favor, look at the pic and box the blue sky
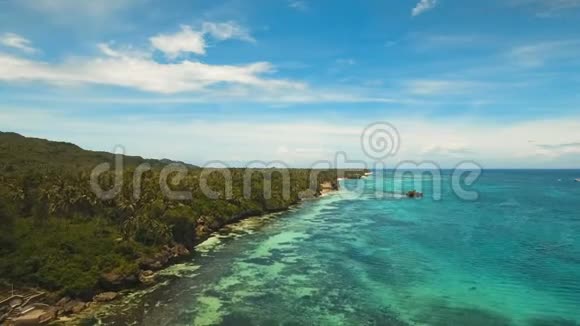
[1,0,580,168]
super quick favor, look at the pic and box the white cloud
[0,47,411,103]
[276,146,290,154]
[0,47,303,94]
[404,80,481,96]
[536,142,580,150]
[509,0,580,16]
[150,22,255,59]
[0,33,37,54]
[97,43,150,59]
[0,28,416,102]
[202,21,255,43]
[508,40,580,67]
[2,109,580,168]
[412,0,438,16]
[533,142,580,158]
[150,25,207,58]
[421,144,474,157]
[7,88,408,105]
[289,1,308,11]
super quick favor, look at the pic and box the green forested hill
[0,132,359,299]
[0,131,197,174]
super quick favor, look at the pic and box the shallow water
[96,170,580,326]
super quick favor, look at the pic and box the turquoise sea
[98,170,580,326]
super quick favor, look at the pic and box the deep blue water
[98,170,580,326]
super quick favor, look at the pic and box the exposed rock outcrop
[138,270,157,286]
[93,292,118,303]
[138,245,191,271]
[60,300,86,315]
[298,189,317,200]
[7,305,56,325]
[320,181,336,194]
[406,190,423,198]
[99,272,138,291]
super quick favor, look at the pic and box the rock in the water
[319,181,337,194]
[93,292,118,302]
[137,245,188,272]
[62,300,86,315]
[139,270,157,285]
[172,244,190,257]
[405,190,423,198]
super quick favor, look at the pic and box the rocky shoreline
[0,180,346,325]
[0,243,192,326]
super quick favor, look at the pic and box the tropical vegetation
[0,132,365,298]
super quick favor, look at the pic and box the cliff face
[320,181,338,194]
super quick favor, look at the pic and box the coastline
[1,178,350,325]
[54,183,347,325]
[55,210,297,324]
[44,170,580,326]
